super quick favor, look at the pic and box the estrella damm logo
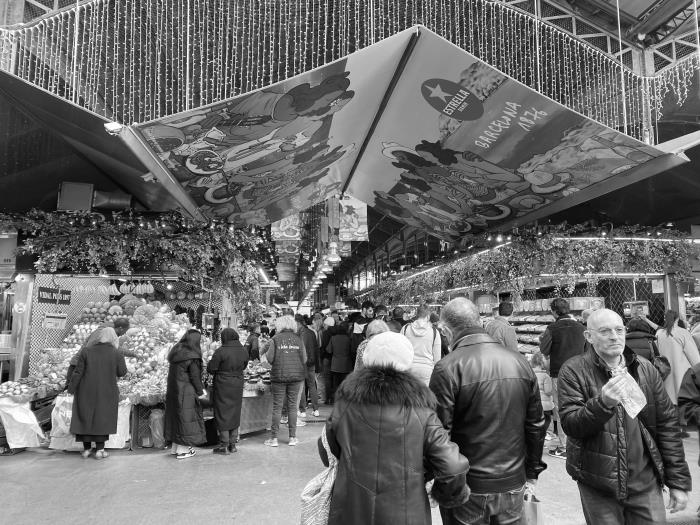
[421,78,484,121]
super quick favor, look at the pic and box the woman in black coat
[67,327,127,460]
[320,331,469,524]
[207,328,249,454]
[165,329,206,459]
[327,322,353,398]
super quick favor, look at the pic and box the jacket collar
[451,328,493,351]
[587,346,639,375]
[336,366,437,409]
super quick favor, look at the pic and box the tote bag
[300,426,337,525]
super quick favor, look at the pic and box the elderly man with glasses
[558,308,691,524]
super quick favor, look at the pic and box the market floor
[3,412,700,525]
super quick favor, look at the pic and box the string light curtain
[0,0,697,143]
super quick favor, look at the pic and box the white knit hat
[323,317,335,327]
[363,332,414,372]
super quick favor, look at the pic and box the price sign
[43,312,68,330]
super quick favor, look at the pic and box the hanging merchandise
[338,195,369,242]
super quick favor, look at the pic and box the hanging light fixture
[326,242,341,263]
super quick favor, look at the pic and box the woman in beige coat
[656,310,700,405]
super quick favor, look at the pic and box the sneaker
[176,448,196,459]
[94,450,109,460]
[280,416,289,425]
[292,419,306,427]
[298,411,307,418]
[544,431,555,441]
[264,438,279,447]
[289,437,299,446]
[212,446,230,455]
[313,410,320,417]
[81,448,95,459]
[228,443,237,453]
[548,447,566,459]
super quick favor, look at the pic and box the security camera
[103,122,124,136]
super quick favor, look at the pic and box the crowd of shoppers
[58,298,700,524]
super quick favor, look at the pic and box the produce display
[1,293,270,410]
[0,380,33,401]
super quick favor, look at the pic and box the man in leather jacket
[559,308,690,524]
[429,297,546,525]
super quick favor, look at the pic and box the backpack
[401,323,438,347]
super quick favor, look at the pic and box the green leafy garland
[361,225,698,306]
[0,210,267,309]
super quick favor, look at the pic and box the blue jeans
[440,484,526,525]
[578,482,666,524]
[270,381,302,439]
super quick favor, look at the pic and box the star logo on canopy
[424,83,451,103]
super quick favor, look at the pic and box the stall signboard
[42,312,68,330]
[37,287,72,305]
[623,301,650,318]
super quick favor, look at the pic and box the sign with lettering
[37,287,72,305]
[421,79,484,121]
[43,312,68,330]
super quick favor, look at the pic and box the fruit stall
[0,274,272,454]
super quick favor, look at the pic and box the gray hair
[98,327,119,348]
[440,297,482,333]
[366,319,390,339]
[275,315,297,333]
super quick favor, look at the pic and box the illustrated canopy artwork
[133,27,686,240]
[0,27,689,242]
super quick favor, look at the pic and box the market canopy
[0,26,693,241]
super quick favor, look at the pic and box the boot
[213,443,230,455]
[228,443,237,453]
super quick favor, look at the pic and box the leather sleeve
[678,365,700,427]
[428,361,456,432]
[558,362,616,439]
[647,364,692,491]
[524,372,547,479]
[423,411,470,508]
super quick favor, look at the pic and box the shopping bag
[519,494,543,525]
[149,408,165,448]
[300,426,337,525]
[49,394,83,451]
[0,397,44,449]
[105,399,132,449]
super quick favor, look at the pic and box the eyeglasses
[589,327,626,337]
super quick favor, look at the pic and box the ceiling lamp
[326,242,341,263]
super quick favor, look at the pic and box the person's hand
[667,489,688,513]
[600,374,628,408]
[198,389,208,400]
[524,479,537,498]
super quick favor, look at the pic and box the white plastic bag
[105,399,132,449]
[49,394,82,451]
[300,426,337,525]
[0,397,44,449]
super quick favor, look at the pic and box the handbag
[650,340,671,381]
[300,426,337,525]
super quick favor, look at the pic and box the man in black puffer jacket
[559,308,691,524]
[430,298,546,525]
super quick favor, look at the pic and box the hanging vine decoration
[357,225,698,305]
[0,209,269,310]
